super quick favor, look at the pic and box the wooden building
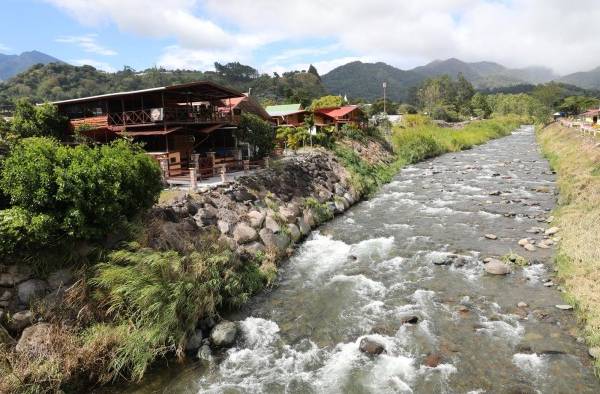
[51,81,270,182]
[313,105,365,129]
[265,103,307,127]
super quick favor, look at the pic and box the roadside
[537,122,600,371]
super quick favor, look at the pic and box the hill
[0,62,327,107]
[321,61,423,102]
[558,66,600,90]
[0,50,62,81]
[322,59,560,101]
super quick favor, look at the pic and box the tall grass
[537,123,600,372]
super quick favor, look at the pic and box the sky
[1,0,600,76]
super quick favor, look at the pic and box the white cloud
[71,58,116,72]
[46,0,600,74]
[56,34,117,56]
[0,43,10,52]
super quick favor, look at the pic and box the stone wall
[147,149,365,261]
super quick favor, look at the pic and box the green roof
[265,103,304,117]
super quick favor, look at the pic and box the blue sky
[1,0,599,75]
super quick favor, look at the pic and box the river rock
[484,259,511,275]
[517,302,529,308]
[194,206,218,226]
[17,279,48,304]
[210,321,237,347]
[7,310,34,332]
[555,304,573,310]
[0,265,32,287]
[287,223,302,242]
[217,220,230,235]
[333,199,346,213]
[247,210,265,228]
[197,344,212,361]
[15,323,54,355]
[359,337,386,355]
[241,241,265,256]
[232,223,258,244]
[0,324,15,346]
[303,209,316,227]
[279,206,298,223]
[401,315,419,325]
[185,329,204,351]
[259,228,290,252]
[545,227,560,236]
[264,215,281,233]
[518,238,530,246]
[484,233,498,240]
[424,353,442,367]
[297,217,311,236]
[47,268,74,290]
[343,192,355,205]
[524,244,536,252]
[588,347,600,360]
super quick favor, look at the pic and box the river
[131,126,599,393]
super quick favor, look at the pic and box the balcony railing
[106,107,238,127]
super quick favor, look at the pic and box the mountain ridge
[0,50,63,81]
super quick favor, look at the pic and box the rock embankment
[146,149,384,260]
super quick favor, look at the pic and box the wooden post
[189,167,197,190]
[191,153,200,171]
[159,158,169,180]
[220,165,227,183]
[207,152,216,175]
[243,159,250,174]
[264,156,270,169]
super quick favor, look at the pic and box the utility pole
[383,82,387,114]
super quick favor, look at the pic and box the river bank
[0,117,524,393]
[537,122,600,372]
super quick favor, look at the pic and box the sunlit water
[129,126,599,393]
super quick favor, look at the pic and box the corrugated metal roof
[48,81,244,106]
[316,105,360,119]
[265,104,304,117]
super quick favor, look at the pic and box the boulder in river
[359,337,386,355]
[210,321,238,347]
[484,234,498,240]
[185,329,204,351]
[523,244,536,252]
[401,315,419,325]
[555,304,573,311]
[484,259,511,275]
[545,227,560,236]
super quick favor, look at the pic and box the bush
[89,238,266,381]
[9,99,68,139]
[237,113,275,157]
[0,137,162,256]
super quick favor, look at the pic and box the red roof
[582,109,600,116]
[316,105,360,119]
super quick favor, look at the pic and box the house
[313,105,365,129]
[265,103,307,127]
[582,108,600,125]
[51,80,270,183]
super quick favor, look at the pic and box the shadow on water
[125,126,600,393]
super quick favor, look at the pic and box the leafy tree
[370,99,398,115]
[0,137,162,255]
[309,95,343,110]
[558,96,600,115]
[237,113,275,157]
[307,64,321,81]
[532,82,564,109]
[397,103,418,114]
[9,99,68,139]
[214,62,259,82]
[471,93,492,118]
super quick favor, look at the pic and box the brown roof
[49,81,244,106]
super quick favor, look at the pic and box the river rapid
[132,126,599,393]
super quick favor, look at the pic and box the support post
[189,167,197,190]
[264,156,270,169]
[159,158,169,180]
[243,159,250,174]
[220,165,227,183]
[191,153,200,171]
[207,151,216,175]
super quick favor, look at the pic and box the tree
[397,103,417,114]
[370,99,398,115]
[307,64,321,81]
[455,73,475,114]
[9,99,68,139]
[214,62,259,82]
[471,93,492,118]
[237,113,275,157]
[309,95,343,110]
[558,96,600,115]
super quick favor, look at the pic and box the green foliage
[471,92,492,118]
[309,95,343,111]
[276,125,308,150]
[501,252,528,266]
[302,197,333,223]
[0,62,327,109]
[558,95,600,115]
[397,103,418,114]
[486,93,551,124]
[333,145,398,196]
[0,137,162,256]
[416,73,475,119]
[89,239,266,381]
[8,99,68,139]
[237,113,275,157]
[369,99,398,116]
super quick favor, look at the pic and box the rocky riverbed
[128,126,600,393]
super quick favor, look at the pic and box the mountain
[558,66,600,90]
[322,59,560,101]
[0,50,63,81]
[321,61,423,102]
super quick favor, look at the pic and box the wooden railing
[105,107,239,127]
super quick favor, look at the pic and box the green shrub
[89,239,266,381]
[0,137,162,256]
